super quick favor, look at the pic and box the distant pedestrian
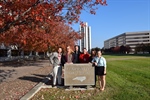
[92,49,107,91]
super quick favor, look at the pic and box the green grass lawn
[31,55,150,100]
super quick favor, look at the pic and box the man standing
[49,47,65,87]
[79,48,90,63]
[73,45,81,63]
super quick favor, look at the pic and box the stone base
[65,87,95,91]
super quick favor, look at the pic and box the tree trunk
[7,49,11,58]
[21,50,24,58]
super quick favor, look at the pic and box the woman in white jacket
[92,50,107,91]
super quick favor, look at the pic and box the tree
[125,45,131,54]
[135,44,141,53]
[135,43,146,54]
[147,43,150,54]
[0,0,107,53]
[113,46,120,53]
[46,22,82,52]
[144,43,150,54]
[110,47,115,53]
[0,21,82,53]
[0,0,107,33]
[120,45,126,53]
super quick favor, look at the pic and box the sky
[71,0,150,48]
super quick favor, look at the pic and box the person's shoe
[100,88,104,91]
[58,83,63,86]
[92,85,96,88]
[52,84,57,88]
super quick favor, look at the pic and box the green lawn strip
[91,70,126,100]
[105,56,149,61]
[103,54,150,60]
[91,68,150,100]
[107,59,150,99]
[103,54,150,58]
[108,59,150,88]
[104,55,136,59]
[108,71,149,100]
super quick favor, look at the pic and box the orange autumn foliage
[0,0,107,51]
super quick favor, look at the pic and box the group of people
[49,45,107,91]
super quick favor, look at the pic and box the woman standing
[89,48,96,62]
[57,47,65,86]
[92,50,107,91]
[65,46,74,64]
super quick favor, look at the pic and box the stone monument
[64,63,95,88]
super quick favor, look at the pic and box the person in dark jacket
[73,45,81,63]
[89,48,96,62]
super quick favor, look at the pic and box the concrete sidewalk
[0,60,52,100]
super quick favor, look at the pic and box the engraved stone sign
[64,63,95,86]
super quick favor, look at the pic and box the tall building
[104,31,150,52]
[79,22,91,52]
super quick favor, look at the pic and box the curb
[20,75,95,100]
[20,77,50,100]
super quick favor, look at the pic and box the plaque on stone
[64,63,95,86]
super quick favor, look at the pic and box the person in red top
[79,48,90,63]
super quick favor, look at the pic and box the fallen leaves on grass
[31,88,101,100]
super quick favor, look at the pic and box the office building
[79,22,91,52]
[104,31,150,52]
